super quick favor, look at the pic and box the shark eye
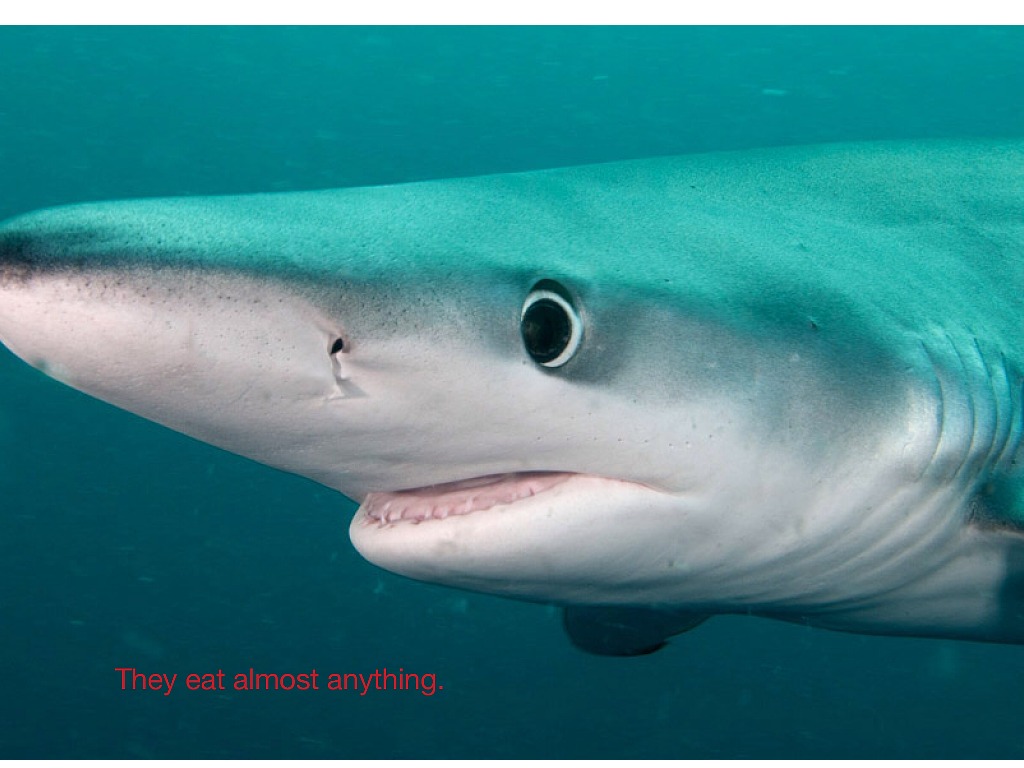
[520,281,583,368]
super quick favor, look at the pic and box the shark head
[2,143,1022,650]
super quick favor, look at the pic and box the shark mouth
[361,471,574,525]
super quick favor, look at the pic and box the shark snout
[0,209,117,368]
[0,219,52,287]
[0,206,109,276]
[0,220,56,362]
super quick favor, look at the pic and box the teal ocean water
[1,26,1023,758]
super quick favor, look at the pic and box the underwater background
[0,25,1022,758]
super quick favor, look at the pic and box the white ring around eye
[521,287,583,368]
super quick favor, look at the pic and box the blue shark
[0,140,1021,655]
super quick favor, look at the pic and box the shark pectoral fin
[562,605,711,657]
[976,473,1024,530]
[919,524,1024,643]
[971,474,1024,640]
[797,523,1024,644]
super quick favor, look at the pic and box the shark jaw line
[359,471,642,525]
[349,472,692,607]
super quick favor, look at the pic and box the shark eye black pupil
[330,338,345,354]
[521,281,583,368]
[522,299,571,364]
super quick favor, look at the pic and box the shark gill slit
[946,332,978,482]
[991,350,1023,471]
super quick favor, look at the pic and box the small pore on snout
[327,333,367,398]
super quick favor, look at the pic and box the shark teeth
[361,472,572,525]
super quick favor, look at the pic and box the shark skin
[0,140,1022,654]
